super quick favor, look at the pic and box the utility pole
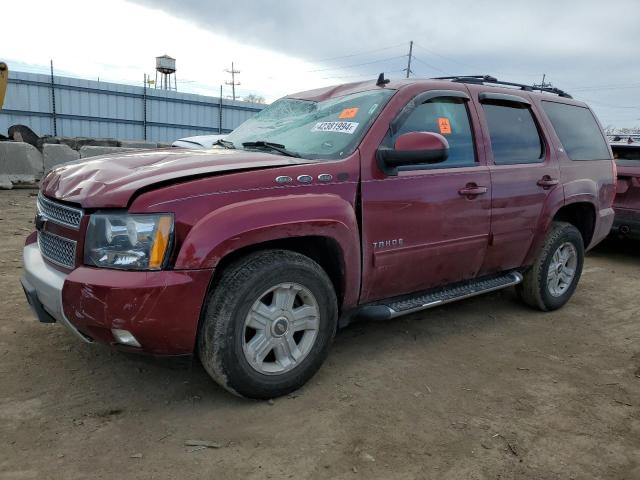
[218,85,223,134]
[225,62,240,101]
[533,73,552,90]
[405,40,413,79]
[49,59,57,137]
[143,74,148,140]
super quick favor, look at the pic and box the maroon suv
[21,75,616,398]
[611,138,640,238]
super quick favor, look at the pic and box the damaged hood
[41,148,316,208]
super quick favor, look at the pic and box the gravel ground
[1,188,639,480]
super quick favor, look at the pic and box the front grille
[38,231,77,269]
[37,193,83,229]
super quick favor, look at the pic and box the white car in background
[172,134,227,149]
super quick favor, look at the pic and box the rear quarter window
[541,101,611,161]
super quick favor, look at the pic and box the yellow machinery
[0,62,7,109]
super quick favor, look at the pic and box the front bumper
[21,242,214,355]
[21,243,92,343]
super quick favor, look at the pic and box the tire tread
[517,221,584,311]
[198,249,337,398]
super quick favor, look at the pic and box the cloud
[5,0,640,127]
[131,0,637,61]
[128,0,640,126]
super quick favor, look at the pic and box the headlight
[84,213,174,270]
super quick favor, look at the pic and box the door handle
[458,184,488,197]
[537,176,559,189]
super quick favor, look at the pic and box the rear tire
[517,221,584,311]
[198,249,338,399]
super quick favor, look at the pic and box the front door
[360,88,491,303]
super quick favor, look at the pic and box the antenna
[225,62,241,101]
[376,73,390,86]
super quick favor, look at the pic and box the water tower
[155,55,177,91]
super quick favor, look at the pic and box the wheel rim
[547,242,578,297]
[242,282,320,375]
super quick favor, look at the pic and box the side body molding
[174,193,361,308]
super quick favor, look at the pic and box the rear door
[360,88,491,302]
[539,100,616,246]
[472,91,560,274]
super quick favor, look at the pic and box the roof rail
[432,75,573,99]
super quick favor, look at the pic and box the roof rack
[432,75,573,99]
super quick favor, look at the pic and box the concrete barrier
[0,175,14,189]
[79,146,143,159]
[0,138,164,188]
[119,140,158,149]
[43,144,80,172]
[0,142,42,188]
[41,137,120,150]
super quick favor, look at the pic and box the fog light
[111,328,141,347]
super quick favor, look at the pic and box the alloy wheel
[242,282,320,375]
[547,242,578,297]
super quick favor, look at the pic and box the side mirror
[377,131,449,176]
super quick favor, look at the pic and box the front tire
[198,250,338,399]
[517,221,584,311]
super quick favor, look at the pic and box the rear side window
[541,102,611,161]
[482,103,544,165]
[392,97,476,168]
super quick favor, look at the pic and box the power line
[413,42,480,71]
[411,55,449,75]
[413,42,543,78]
[570,83,640,92]
[306,55,407,73]
[312,42,406,63]
[321,68,405,80]
[574,96,640,109]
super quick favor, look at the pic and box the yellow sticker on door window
[438,117,452,134]
[339,107,359,119]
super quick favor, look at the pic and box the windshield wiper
[213,139,235,149]
[242,141,301,158]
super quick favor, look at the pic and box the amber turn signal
[149,215,173,269]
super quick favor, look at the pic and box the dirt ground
[1,188,639,480]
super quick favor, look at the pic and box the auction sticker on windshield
[339,107,359,119]
[311,121,359,134]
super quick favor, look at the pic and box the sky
[3,0,640,128]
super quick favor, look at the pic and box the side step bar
[356,271,523,321]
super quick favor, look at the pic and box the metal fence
[0,71,264,143]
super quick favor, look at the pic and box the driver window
[392,97,477,168]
